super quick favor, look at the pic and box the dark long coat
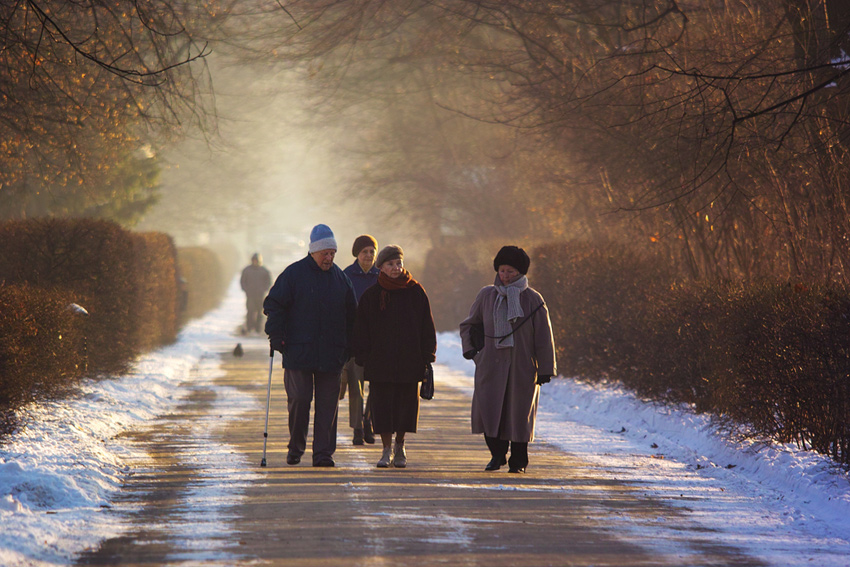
[353,281,437,384]
[241,264,272,299]
[459,284,556,442]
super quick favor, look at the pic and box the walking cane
[260,346,274,467]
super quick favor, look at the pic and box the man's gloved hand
[463,349,478,360]
[270,336,285,354]
[536,375,551,385]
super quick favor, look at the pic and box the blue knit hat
[308,224,337,253]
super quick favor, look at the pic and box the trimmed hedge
[132,232,179,351]
[723,283,850,460]
[530,240,677,380]
[0,285,86,412]
[532,240,850,465]
[420,237,509,332]
[0,218,179,375]
[176,246,228,324]
[0,220,238,438]
[625,280,738,409]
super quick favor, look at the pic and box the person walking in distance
[264,224,357,467]
[340,235,379,445]
[354,245,437,468]
[459,245,556,474]
[240,253,272,334]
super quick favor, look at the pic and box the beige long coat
[459,283,556,442]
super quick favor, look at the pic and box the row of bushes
[420,236,503,331]
[0,285,86,422]
[176,246,230,325]
[0,218,229,423]
[531,241,850,465]
[0,219,179,376]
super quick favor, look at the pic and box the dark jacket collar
[347,259,379,275]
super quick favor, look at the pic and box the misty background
[3,1,850,283]
[135,50,409,274]
[5,0,850,478]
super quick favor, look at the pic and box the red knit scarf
[378,269,418,310]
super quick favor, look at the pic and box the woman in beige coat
[459,246,556,473]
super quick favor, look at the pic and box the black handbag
[420,363,434,400]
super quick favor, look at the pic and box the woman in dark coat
[354,245,437,468]
[459,245,556,473]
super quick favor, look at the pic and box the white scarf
[493,274,528,349]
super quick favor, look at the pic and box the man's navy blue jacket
[264,254,357,373]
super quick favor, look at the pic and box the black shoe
[508,466,526,474]
[286,453,301,465]
[485,456,507,471]
[353,429,365,445]
[363,422,375,444]
[313,458,335,467]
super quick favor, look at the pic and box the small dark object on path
[233,343,244,357]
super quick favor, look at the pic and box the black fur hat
[493,245,530,275]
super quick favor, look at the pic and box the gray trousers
[284,368,340,464]
[340,357,365,429]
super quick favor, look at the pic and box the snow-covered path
[1,278,849,566]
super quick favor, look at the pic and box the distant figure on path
[264,224,356,467]
[340,234,380,446]
[240,253,272,334]
[459,245,556,474]
[354,245,437,468]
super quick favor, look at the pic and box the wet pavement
[77,341,763,566]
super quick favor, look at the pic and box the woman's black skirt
[368,381,420,434]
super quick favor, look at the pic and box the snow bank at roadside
[0,280,247,566]
[437,332,850,566]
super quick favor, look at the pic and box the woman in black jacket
[354,245,437,468]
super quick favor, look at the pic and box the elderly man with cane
[263,224,357,467]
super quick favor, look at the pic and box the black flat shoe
[485,456,507,471]
[508,466,526,474]
[286,453,301,465]
[313,458,335,467]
